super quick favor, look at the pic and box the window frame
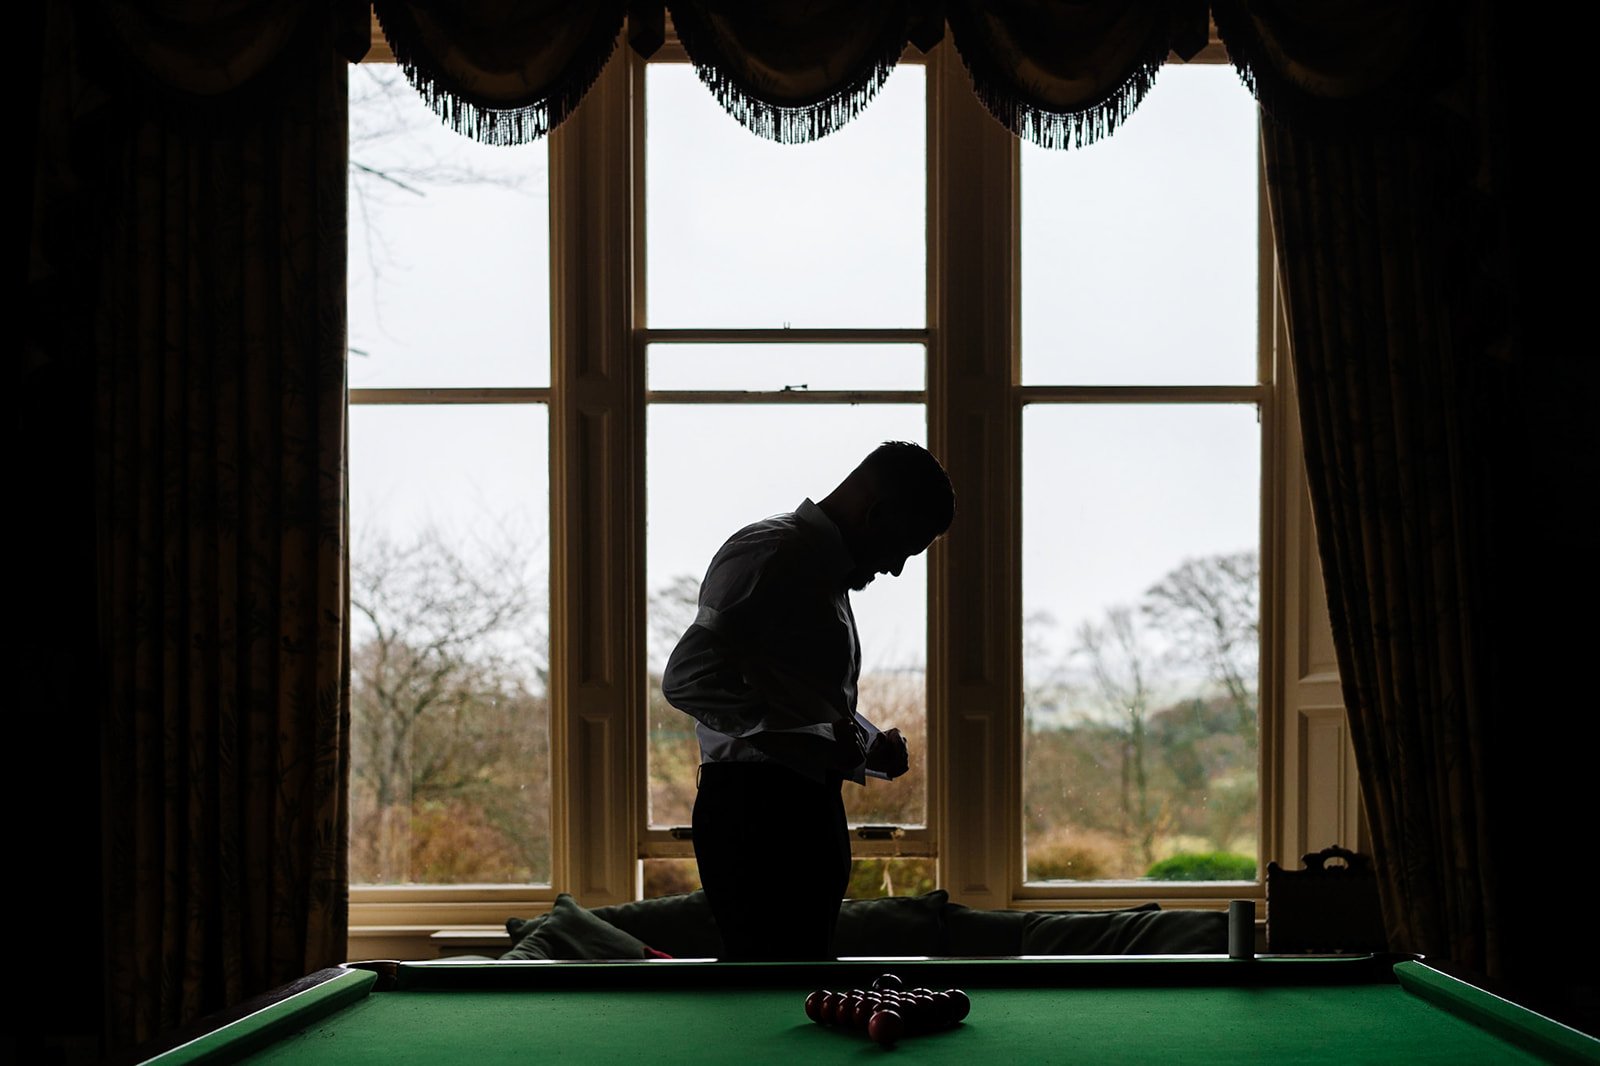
[344,51,559,943]
[634,40,938,872]
[1008,103,1276,900]
[348,18,1366,956]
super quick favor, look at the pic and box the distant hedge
[1145,852,1257,881]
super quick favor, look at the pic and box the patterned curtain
[370,1,1209,146]
[1214,0,1510,977]
[31,1,366,1050]
[1262,120,1495,967]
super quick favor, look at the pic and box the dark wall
[17,354,104,1066]
[18,5,105,1062]
[1481,0,1598,1028]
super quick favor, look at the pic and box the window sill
[347,924,523,962]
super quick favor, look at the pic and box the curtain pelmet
[946,1,1198,150]
[667,0,918,144]
[370,0,626,145]
[363,3,1204,148]
[1212,0,1460,125]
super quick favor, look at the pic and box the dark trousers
[692,760,852,961]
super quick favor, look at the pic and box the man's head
[818,442,955,591]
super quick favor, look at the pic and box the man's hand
[865,727,910,780]
[826,718,869,773]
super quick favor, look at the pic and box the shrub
[1026,828,1122,881]
[1144,851,1256,881]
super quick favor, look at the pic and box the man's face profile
[845,502,934,591]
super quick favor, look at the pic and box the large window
[641,59,935,900]
[347,28,1328,952]
[347,66,553,886]
[1018,65,1264,883]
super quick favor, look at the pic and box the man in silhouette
[663,441,955,961]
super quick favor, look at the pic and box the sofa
[487,890,1229,961]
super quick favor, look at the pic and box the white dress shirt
[662,499,886,785]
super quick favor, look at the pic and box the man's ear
[860,499,884,535]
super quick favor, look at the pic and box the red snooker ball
[818,992,840,1025]
[868,1009,905,1046]
[805,990,828,1023]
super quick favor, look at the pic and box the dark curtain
[1219,0,1594,1018]
[1263,115,1496,966]
[20,2,106,1061]
[1217,0,1493,976]
[29,1,364,1053]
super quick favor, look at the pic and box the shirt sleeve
[662,619,846,740]
[661,622,767,738]
[661,534,854,741]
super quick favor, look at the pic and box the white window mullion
[927,38,1023,909]
[549,47,644,906]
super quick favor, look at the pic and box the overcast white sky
[346,59,1260,689]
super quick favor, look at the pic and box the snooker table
[129,954,1598,1065]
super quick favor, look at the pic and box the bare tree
[349,65,536,243]
[1022,609,1072,726]
[1143,550,1259,743]
[648,573,702,673]
[347,65,543,358]
[349,523,550,883]
[1075,605,1171,868]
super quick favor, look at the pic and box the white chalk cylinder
[1228,899,1256,959]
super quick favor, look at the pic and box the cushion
[939,904,1026,956]
[499,894,655,961]
[1021,908,1227,955]
[591,891,724,959]
[505,914,544,945]
[941,901,1159,956]
[834,890,949,957]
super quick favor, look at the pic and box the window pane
[348,66,551,388]
[641,857,936,904]
[646,64,925,329]
[642,858,703,900]
[349,404,551,885]
[649,344,925,392]
[1021,64,1258,386]
[647,405,929,829]
[1022,404,1260,882]
[846,858,937,901]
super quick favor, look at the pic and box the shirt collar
[796,498,855,582]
